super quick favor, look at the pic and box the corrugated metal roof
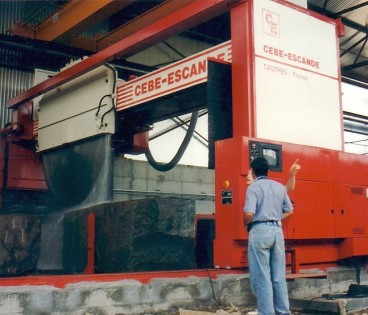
[308,0,368,86]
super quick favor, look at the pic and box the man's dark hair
[250,157,269,177]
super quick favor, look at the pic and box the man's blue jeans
[248,222,290,315]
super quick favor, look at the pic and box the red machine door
[286,181,335,240]
[335,184,368,239]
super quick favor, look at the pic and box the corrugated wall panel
[0,1,25,34]
[0,1,37,129]
[1,1,66,33]
[0,68,33,128]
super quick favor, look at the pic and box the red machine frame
[2,0,367,286]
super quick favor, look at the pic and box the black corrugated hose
[144,111,199,172]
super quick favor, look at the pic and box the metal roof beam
[342,59,368,71]
[335,1,368,16]
[92,0,198,52]
[354,36,368,63]
[68,0,199,52]
[342,76,368,89]
[340,35,368,57]
[308,4,368,35]
[10,0,134,43]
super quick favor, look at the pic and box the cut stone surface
[0,215,41,275]
[63,198,196,273]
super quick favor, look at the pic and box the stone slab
[64,198,196,273]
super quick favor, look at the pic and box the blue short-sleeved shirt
[244,176,293,222]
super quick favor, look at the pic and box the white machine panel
[253,0,343,150]
[37,65,116,152]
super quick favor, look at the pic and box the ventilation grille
[352,227,365,235]
[351,187,363,195]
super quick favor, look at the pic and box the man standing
[244,157,294,315]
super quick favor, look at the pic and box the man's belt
[247,220,281,232]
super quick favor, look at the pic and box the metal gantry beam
[7,0,234,109]
[92,0,197,52]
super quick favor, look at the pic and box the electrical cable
[300,296,325,312]
[95,94,112,118]
[144,111,199,172]
[96,64,117,129]
[206,269,222,307]
[100,99,115,129]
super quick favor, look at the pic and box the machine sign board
[116,41,231,111]
[253,0,343,151]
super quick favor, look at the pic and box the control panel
[249,140,283,172]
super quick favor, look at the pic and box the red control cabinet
[214,136,368,269]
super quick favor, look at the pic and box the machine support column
[230,0,255,138]
[84,213,96,274]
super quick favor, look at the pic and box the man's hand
[286,159,301,192]
[289,159,301,176]
[244,212,254,226]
